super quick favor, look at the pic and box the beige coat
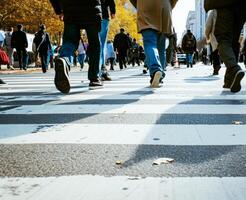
[205,10,218,51]
[130,0,178,34]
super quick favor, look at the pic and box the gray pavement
[0,63,246,199]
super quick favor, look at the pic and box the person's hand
[59,13,64,21]
[111,14,115,19]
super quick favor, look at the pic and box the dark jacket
[204,0,245,12]
[49,0,102,26]
[113,32,130,51]
[33,31,52,53]
[101,0,116,20]
[181,32,197,54]
[11,30,28,49]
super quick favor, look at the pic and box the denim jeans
[99,19,110,72]
[78,53,86,69]
[142,29,166,78]
[186,53,193,65]
[59,23,101,81]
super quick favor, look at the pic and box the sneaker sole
[54,58,70,94]
[151,71,162,88]
[230,70,245,93]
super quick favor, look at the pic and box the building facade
[195,0,207,40]
[186,11,196,35]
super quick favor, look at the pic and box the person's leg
[215,7,245,92]
[6,47,14,69]
[186,54,189,68]
[142,29,164,87]
[85,24,102,88]
[99,19,109,71]
[157,33,166,71]
[118,51,123,70]
[109,58,114,70]
[78,54,86,69]
[212,49,221,75]
[189,54,193,68]
[40,52,48,73]
[22,49,28,70]
[16,49,22,69]
[55,23,80,94]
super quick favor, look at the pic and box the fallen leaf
[153,158,174,165]
[115,160,123,165]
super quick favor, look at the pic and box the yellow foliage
[109,1,141,43]
[0,0,141,43]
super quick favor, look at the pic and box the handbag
[0,48,10,65]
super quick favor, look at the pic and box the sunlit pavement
[0,63,246,200]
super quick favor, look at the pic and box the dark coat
[181,32,197,54]
[11,30,28,49]
[101,0,116,20]
[49,0,102,26]
[204,0,245,12]
[113,32,130,51]
[33,31,52,53]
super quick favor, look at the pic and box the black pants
[108,58,115,70]
[215,5,246,69]
[117,49,127,69]
[39,52,48,73]
[211,49,221,68]
[61,23,101,82]
[16,48,28,69]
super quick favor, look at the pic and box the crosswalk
[0,64,246,200]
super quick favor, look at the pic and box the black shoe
[143,68,148,74]
[213,66,221,75]
[101,73,112,81]
[150,71,162,88]
[89,80,103,90]
[54,58,70,94]
[0,79,6,84]
[230,69,245,93]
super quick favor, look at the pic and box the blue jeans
[186,53,193,65]
[99,19,109,72]
[142,29,166,78]
[59,23,101,81]
[78,53,86,69]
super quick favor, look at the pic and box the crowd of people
[0,0,246,93]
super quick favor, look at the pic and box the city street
[0,63,246,199]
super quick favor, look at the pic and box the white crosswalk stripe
[0,64,246,200]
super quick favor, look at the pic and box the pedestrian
[205,9,221,75]
[77,36,87,70]
[0,29,5,47]
[242,38,246,67]
[11,24,28,70]
[130,0,178,88]
[50,0,103,93]
[113,28,130,70]
[100,0,116,81]
[130,38,140,67]
[181,30,197,68]
[166,29,177,67]
[33,24,52,73]
[106,40,116,70]
[4,27,14,70]
[204,0,246,93]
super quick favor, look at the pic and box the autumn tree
[0,0,140,43]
